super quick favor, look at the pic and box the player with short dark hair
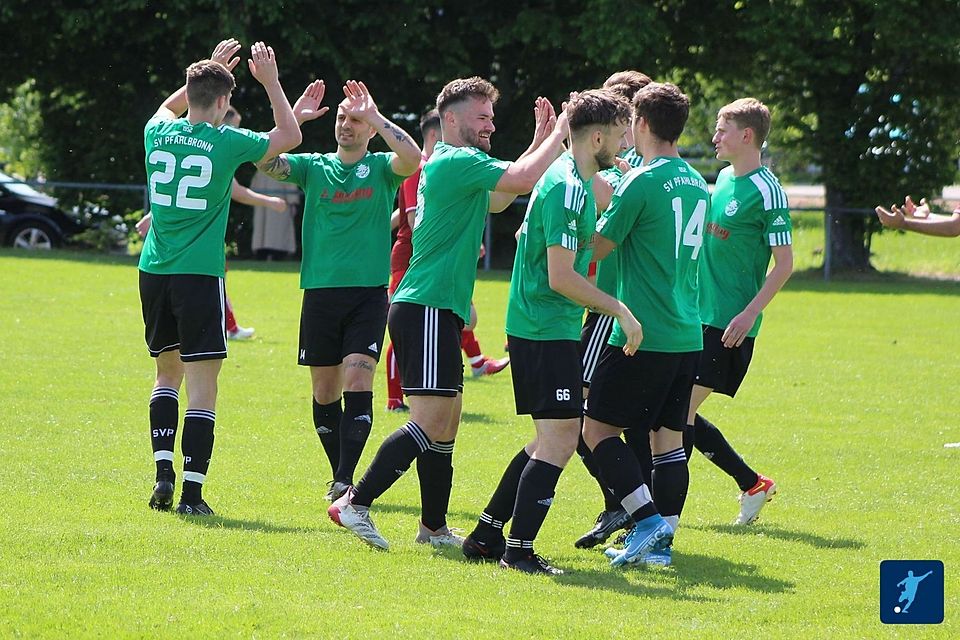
[328,76,569,550]
[462,89,642,574]
[690,97,792,525]
[584,82,708,567]
[257,79,422,504]
[574,71,655,548]
[140,39,301,515]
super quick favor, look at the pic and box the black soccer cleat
[175,500,215,516]
[462,532,506,562]
[499,552,564,576]
[149,480,175,512]
[574,508,633,549]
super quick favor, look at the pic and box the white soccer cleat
[327,488,389,550]
[227,326,255,340]
[415,522,465,548]
[734,474,777,525]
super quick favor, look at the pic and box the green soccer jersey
[506,153,596,341]
[392,142,509,322]
[597,156,709,352]
[139,117,269,277]
[594,149,645,296]
[279,151,404,289]
[700,165,791,337]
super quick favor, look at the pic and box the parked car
[0,170,85,249]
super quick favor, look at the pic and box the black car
[0,171,85,249]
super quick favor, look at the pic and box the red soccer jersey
[390,161,422,274]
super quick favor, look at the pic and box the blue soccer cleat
[609,514,673,567]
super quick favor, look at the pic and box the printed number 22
[149,151,212,210]
[672,197,706,259]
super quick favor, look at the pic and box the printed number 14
[672,197,706,259]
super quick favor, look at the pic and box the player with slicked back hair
[328,75,570,551]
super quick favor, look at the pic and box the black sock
[624,428,653,488]
[476,448,530,538]
[313,398,343,478]
[504,459,563,561]
[578,433,620,512]
[682,423,695,461]
[335,391,373,484]
[181,409,215,504]
[352,421,431,508]
[651,447,688,526]
[693,414,758,491]
[149,386,178,482]
[416,439,454,531]
[591,437,657,522]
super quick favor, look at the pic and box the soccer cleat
[227,326,255,340]
[471,356,510,377]
[734,474,777,525]
[175,500,215,516]
[574,508,633,548]
[462,531,506,561]
[385,399,409,413]
[415,522,465,548]
[500,552,564,576]
[149,480,175,511]
[323,480,351,503]
[602,546,672,567]
[327,488,389,550]
[608,514,673,567]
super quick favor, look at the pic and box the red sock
[386,342,403,401]
[225,295,238,332]
[461,329,483,363]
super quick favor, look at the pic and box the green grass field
[1,232,958,638]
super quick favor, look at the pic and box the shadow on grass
[370,501,480,522]
[176,514,314,534]
[691,523,866,550]
[425,545,789,599]
[460,411,496,425]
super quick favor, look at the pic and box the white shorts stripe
[582,314,614,383]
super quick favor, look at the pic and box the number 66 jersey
[139,116,268,277]
[595,156,710,353]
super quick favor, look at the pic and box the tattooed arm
[341,80,421,176]
[255,154,292,181]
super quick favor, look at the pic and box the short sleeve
[282,153,313,188]
[542,183,586,253]
[222,126,270,164]
[399,170,420,213]
[450,147,509,192]
[378,152,406,193]
[763,206,793,247]
[596,169,645,245]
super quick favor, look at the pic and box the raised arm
[721,244,793,347]
[341,80,421,176]
[493,97,568,195]
[154,38,242,120]
[248,41,302,162]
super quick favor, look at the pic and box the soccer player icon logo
[879,560,944,624]
[895,570,933,614]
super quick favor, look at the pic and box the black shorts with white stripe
[387,302,465,397]
[139,271,227,362]
[579,311,615,387]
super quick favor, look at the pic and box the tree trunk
[825,185,872,273]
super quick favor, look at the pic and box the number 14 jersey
[596,156,710,352]
[139,116,269,277]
